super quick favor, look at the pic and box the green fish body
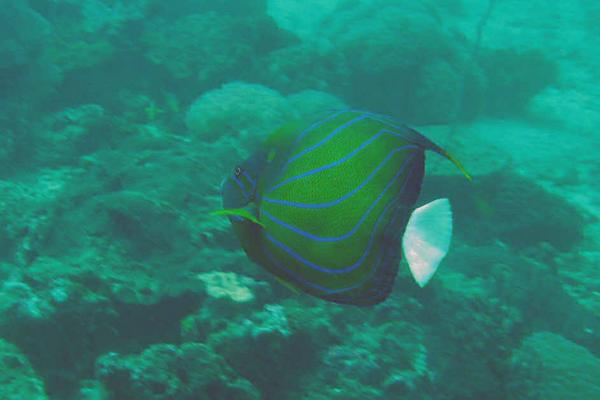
[219,110,469,306]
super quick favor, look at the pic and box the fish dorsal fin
[263,120,302,151]
[402,198,452,287]
[400,125,471,181]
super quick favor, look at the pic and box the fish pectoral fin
[210,207,265,228]
[402,198,452,287]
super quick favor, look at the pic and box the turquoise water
[1,0,599,399]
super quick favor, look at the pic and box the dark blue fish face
[221,150,268,210]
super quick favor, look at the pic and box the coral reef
[479,48,558,115]
[97,343,260,400]
[528,86,600,134]
[0,1,50,71]
[208,304,299,398]
[254,42,342,94]
[186,81,293,144]
[0,2,598,400]
[142,13,250,82]
[509,332,600,399]
[0,129,15,167]
[262,0,487,123]
[141,9,293,86]
[0,339,47,400]
[267,0,343,40]
[0,256,118,397]
[422,172,586,251]
[0,0,58,109]
[317,321,430,400]
[34,104,111,166]
[197,271,263,304]
[423,270,519,399]
[185,82,346,146]
[286,90,347,119]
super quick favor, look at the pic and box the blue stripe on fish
[267,129,418,192]
[263,146,415,209]
[264,197,397,285]
[262,154,415,242]
[231,174,249,199]
[285,113,368,165]
[263,160,413,275]
[242,170,256,189]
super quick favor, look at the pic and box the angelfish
[214,110,470,306]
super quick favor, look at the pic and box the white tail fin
[402,198,453,287]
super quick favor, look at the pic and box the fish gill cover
[0,0,599,399]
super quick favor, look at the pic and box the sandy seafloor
[1,0,599,399]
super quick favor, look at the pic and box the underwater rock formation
[0,129,15,170]
[422,172,586,251]
[186,82,347,146]
[0,2,598,400]
[509,332,600,399]
[180,271,274,341]
[186,82,293,144]
[141,10,292,85]
[0,339,47,400]
[34,104,110,167]
[528,86,600,135]
[320,321,429,400]
[263,0,563,123]
[0,0,58,110]
[97,342,260,400]
[423,270,519,399]
[142,13,250,82]
[0,1,50,71]
[329,7,463,121]
[262,0,486,124]
[479,48,558,115]
[0,256,118,398]
[207,303,319,399]
[286,90,347,119]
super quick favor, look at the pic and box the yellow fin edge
[441,149,472,181]
[211,208,265,228]
[274,276,301,294]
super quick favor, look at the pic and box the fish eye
[233,166,242,177]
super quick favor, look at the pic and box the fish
[214,110,470,306]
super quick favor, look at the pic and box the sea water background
[0,0,599,399]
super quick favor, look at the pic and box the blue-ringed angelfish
[213,110,470,306]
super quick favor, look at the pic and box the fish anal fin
[402,198,452,287]
[274,275,300,294]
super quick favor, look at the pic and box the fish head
[216,150,273,265]
[221,150,268,209]
[214,149,272,229]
